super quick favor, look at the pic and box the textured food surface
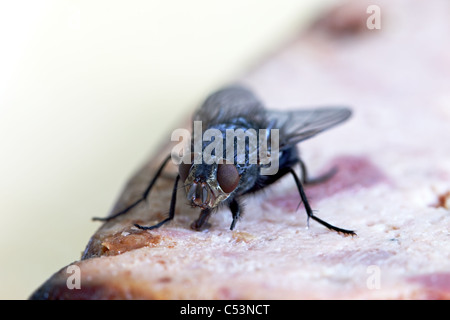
[31,0,450,299]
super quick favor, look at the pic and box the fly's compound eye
[217,164,240,193]
[179,163,192,182]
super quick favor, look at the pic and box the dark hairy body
[94,86,355,236]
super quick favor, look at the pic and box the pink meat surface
[31,0,450,299]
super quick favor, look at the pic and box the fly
[93,86,356,236]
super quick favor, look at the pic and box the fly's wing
[193,85,267,129]
[267,107,352,150]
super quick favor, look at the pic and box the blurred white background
[0,0,335,299]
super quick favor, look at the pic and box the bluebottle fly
[93,86,355,236]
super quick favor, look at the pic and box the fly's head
[178,159,240,210]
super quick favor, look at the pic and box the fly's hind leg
[288,167,355,236]
[299,158,337,185]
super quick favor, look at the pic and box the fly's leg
[191,208,212,231]
[92,154,172,222]
[191,198,242,231]
[299,158,337,185]
[229,198,241,230]
[288,167,356,236]
[134,174,180,230]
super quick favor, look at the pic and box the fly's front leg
[93,154,172,222]
[229,198,241,230]
[134,174,180,230]
[191,208,212,231]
